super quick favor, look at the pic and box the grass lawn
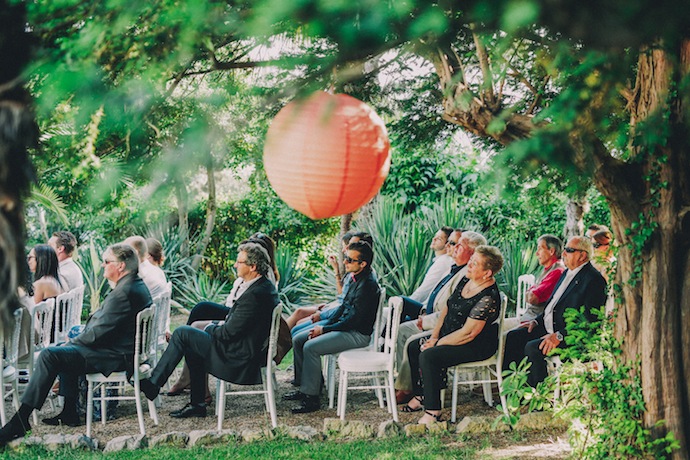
[1,436,476,459]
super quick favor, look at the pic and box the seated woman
[27,244,64,303]
[166,233,279,397]
[403,245,503,425]
[146,237,166,268]
[591,229,615,282]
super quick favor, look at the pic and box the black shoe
[169,403,207,418]
[0,414,30,446]
[289,379,300,387]
[139,378,160,401]
[42,412,82,427]
[291,395,320,414]
[282,390,305,401]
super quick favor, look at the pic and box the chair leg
[451,368,459,423]
[338,370,348,420]
[133,379,146,435]
[147,399,159,425]
[387,372,398,422]
[0,380,6,426]
[265,369,277,429]
[374,375,385,409]
[100,384,107,426]
[328,356,337,409]
[216,380,226,431]
[86,380,94,437]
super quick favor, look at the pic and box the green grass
[1,436,476,459]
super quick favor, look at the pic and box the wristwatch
[555,331,564,342]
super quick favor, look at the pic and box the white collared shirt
[543,262,587,333]
[225,275,262,308]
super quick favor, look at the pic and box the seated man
[519,234,565,322]
[285,240,380,414]
[48,230,84,291]
[398,226,455,321]
[124,236,168,299]
[290,231,375,337]
[0,244,151,445]
[139,242,279,418]
[394,230,487,402]
[503,236,607,387]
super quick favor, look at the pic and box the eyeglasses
[102,259,118,265]
[593,242,609,249]
[344,256,362,263]
[235,260,249,265]
[563,247,585,253]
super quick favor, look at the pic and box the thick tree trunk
[191,159,217,270]
[592,40,690,458]
[564,198,586,240]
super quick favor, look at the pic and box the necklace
[463,278,493,297]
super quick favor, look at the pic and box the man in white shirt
[503,236,607,386]
[48,231,84,291]
[123,236,168,299]
[399,226,455,320]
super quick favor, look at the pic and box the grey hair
[462,231,487,250]
[475,245,504,274]
[238,242,271,276]
[123,236,147,261]
[569,236,593,259]
[109,243,139,273]
[538,234,563,258]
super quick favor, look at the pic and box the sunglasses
[563,247,585,253]
[593,242,609,249]
[344,256,362,263]
[447,241,458,246]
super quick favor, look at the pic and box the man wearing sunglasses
[503,236,607,387]
[287,240,381,413]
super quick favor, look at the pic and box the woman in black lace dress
[403,245,503,424]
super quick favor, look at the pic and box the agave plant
[274,245,310,312]
[418,192,479,233]
[174,271,231,309]
[496,240,541,315]
[75,239,108,314]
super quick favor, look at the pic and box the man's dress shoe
[169,403,207,418]
[291,395,320,414]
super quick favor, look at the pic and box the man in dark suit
[139,242,279,418]
[503,236,607,387]
[0,244,151,445]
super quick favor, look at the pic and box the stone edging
[6,413,568,453]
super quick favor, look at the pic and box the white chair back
[382,296,402,367]
[371,287,387,350]
[2,309,23,370]
[54,289,79,343]
[72,285,85,317]
[0,309,24,425]
[134,307,156,379]
[516,274,536,319]
[33,298,56,352]
[266,303,282,367]
[152,291,172,344]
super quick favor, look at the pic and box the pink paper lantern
[263,91,391,220]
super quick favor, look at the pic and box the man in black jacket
[286,240,381,414]
[138,242,279,418]
[0,244,151,445]
[503,236,607,386]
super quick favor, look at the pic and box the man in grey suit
[503,236,607,387]
[139,242,279,418]
[0,244,151,445]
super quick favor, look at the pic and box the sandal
[420,410,444,424]
[400,396,424,412]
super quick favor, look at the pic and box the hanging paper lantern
[263,91,391,220]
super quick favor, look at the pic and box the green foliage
[174,271,230,308]
[498,307,680,458]
[275,245,309,311]
[75,239,108,314]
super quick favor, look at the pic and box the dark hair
[454,228,466,234]
[341,232,354,244]
[592,230,613,245]
[249,232,279,282]
[51,231,77,256]
[348,240,374,267]
[538,234,563,259]
[110,244,140,273]
[439,226,453,240]
[33,244,62,288]
[145,238,165,265]
[351,231,374,248]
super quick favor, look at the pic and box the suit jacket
[322,267,380,336]
[535,262,607,338]
[72,272,152,376]
[205,276,279,385]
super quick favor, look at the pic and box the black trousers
[400,296,424,322]
[503,324,561,387]
[407,335,496,410]
[21,345,101,410]
[149,326,212,404]
[187,301,229,325]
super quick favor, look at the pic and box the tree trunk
[174,177,190,258]
[592,40,690,458]
[191,158,217,270]
[564,197,586,240]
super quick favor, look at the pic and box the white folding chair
[151,291,172,362]
[336,296,402,421]
[54,290,79,344]
[1,309,24,426]
[326,287,386,409]
[216,303,282,429]
[72,285,85,319]
[515,274,536,319]
[449,292,509,422]
[86,307,159,437]
[17,298,56,423]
